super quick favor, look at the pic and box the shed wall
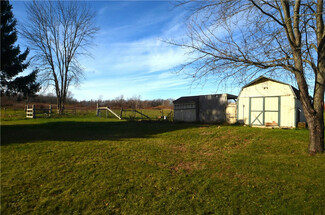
[226,103,237,124]
[239,80,295,97]
[198,94,227,123]
[295,99,307,124]
[174,109,197,122]
[237,97,250,124]
[280,97,295,127]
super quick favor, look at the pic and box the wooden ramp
[97,106,121,120]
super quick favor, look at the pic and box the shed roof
[173,94,237,104]
[241,76,301,99]
[173,95,199,104]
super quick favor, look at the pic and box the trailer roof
[173,94,237,104]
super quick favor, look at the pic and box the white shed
[237,76,306,128]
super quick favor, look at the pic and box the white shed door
[264,97,279,126]
[250,97,264,125]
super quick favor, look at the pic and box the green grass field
[1,117,325,214]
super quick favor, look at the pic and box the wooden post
[49,105,52,117]
[120,108,123,119]
[26,104,28,118]
[96,103,99,116]
[32,104,35,118]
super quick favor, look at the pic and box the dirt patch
[171,144,187,153]
[200,131,214,136]
[199,151,215,157]
[170,162,195,173]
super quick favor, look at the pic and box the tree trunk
[295,64,324,155]
[57,105,64,115]
[306,113,324,155]
[57,96,65,115]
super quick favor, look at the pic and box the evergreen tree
[1,0,39,98]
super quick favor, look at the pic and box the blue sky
[11,1,241,101]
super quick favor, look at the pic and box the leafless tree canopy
[174,1,321,82]
[22,0,99,114]
[173,0,324,153]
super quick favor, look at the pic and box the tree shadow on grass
[1,121,203,145]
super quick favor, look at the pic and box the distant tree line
[94,96,173,109]
[1,94,174,109]
[82,95,174,109]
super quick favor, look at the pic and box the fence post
[96,103,99,116]
[32,104,35,118]
[49,105,52,117]
[120,108,123,119]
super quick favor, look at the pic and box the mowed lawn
[1,117,325,214]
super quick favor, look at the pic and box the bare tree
[171,0,325,154]
[22,0,99,114]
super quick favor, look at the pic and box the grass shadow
[1,120,200,145]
